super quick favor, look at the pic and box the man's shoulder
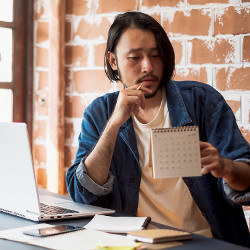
[171,80,223,99]
[93,91,119,103]
[172,80,216,92]
[85,91,119,113]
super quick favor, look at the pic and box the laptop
[0,122,115,221]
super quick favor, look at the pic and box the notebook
[84,214,151,233]
[0,122,115,221]
[150,126,201,178]
[127,229,193,243]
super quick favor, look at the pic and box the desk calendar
[150,126,202,178]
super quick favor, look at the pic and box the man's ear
[107,51,117,70]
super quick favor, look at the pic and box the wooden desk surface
[0,188,248,250]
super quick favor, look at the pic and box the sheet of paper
[84,214,150,233]
[151,126,202,178]
[0,223,137,250]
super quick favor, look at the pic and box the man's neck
[133,88,163,124]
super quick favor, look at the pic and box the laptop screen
[0,123,41,216]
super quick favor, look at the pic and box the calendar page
[150,126,201,178]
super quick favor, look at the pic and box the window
[0,0,13,122]
[0,0,33,137]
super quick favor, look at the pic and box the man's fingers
[124,88,146,109]
[201,167,210,175]
[131,84,153,95]
[200,141,211,150]
[201,155,212,166]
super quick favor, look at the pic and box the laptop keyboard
[40,203,79,215]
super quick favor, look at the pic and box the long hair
[104,11,175,87]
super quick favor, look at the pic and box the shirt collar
[166,81,192,127]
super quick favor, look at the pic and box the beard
[134,74,163,99]
[144,87,159,98]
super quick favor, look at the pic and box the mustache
[135,74,159,84]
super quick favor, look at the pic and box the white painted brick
[242,95,250,124]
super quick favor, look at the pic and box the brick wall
[34,0,250,194]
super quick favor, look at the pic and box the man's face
[108,28,164,98]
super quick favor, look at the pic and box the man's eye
[152,54,160,58]
[128,57,140,60]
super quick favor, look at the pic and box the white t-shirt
[132,90,212,237]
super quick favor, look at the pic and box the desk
[0,189,248,250]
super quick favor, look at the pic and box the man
[66,12,250,247]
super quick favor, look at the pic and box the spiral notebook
[150,126,201,178]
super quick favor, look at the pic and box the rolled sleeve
[223,159,250,205]
[235,158,250,165]
[223,180,250,205]
[76,157,114,196]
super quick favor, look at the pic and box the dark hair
[104,11,175,86]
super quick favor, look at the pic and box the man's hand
[200,141,250,191]
[110,84,153,127]
[200,141,228,178]
[84,84,152,186]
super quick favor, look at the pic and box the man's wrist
[221,158,235,183]
[107,114,124,131]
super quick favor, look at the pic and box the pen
[141,217,151,229]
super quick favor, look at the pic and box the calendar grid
[151,126,201,178]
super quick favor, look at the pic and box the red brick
[34,120,47,140]
[38,71,49,90]
[66,0,89,15]
[35,47,49,68]
[189,38,238,64]
[35,5,45,20]
[36,22,49,43]
[65,95,86,118]
[163,9,212,36]
[188,0,227,4]
[34,144,47,165]
[65,45,89,67]
[64,171,70,195]
[64,145,78,168]
[242,0,250,2]
[36,90,48,115]
[95,43,106,67]
[142,0,183,7]
[74,70,112,93]
[243,36,250,62]
[214,6,250,35]
[36,168,47,188]
[171,40,183,65]
[75,17,110,40]
[96,0,136,14]
[174,67,208,83]
[65,122,75,143]
[226,100,240,121]
[65,21,72,43]
[65,68,74,94]
[240,127,250,143]
[215,67,250,91]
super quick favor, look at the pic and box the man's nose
[141,57,153,73]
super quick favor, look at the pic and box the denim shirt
[66,81,250,247]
